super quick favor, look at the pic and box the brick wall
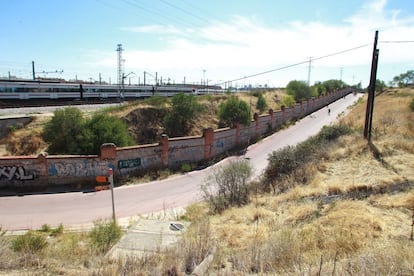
[0,88,355,195]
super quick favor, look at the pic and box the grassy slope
[204,88,414,274]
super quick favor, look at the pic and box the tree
[320,79,347,93]
[256,93,268,113]
[83,113,134,154]
[43,107,134,155]
[392,70,414,87]
[164,93,204,137]
[42,107,87,154]
[218,96,251,128]
[286,80,311,102]
[375,79,386,93]
[312,81,326,96]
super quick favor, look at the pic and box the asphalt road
[0,93,364,230]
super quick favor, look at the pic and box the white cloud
[90,0,414,86]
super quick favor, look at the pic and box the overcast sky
[1,0,413,87]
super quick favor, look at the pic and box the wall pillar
[160,134,169,167]
[203,128,214,160]
[100,143,117,160]
[253,112,259,137]
[268,109,274,130]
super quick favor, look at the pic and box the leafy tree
[320,79,347,93]
[164,93,204,137]
[43,107,134,155]
[392,70,414,87]
[218,96,251,128]
[83,113,134,154]
[42,107,87,154]
[312,81,326,96]
[286,80,311,102]
[256,93,268,113]
[375,79,386,93]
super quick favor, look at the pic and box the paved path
[0,93,364,230]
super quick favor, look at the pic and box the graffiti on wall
[215,141,224,148]
[48,160,109,177]
[118,158,141,169]
[0,166,35,181]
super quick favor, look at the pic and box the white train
[0,80,223,100]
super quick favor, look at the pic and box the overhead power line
[218,43,372,86]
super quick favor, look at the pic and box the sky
[0,0,413,88]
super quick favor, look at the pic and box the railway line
[0,79,223,107]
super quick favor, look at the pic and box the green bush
[286,80,311,102]
[256,94,268,113]
[202,159,252,214]
[83,113,134,154]
[180,163,192,173]
[264,124,351,192]
[317,125,351,141]
[218,96,251,128]
[43,107,87,154]
[43,107,134,155]
[10,231,47,254]
[165,93,204,137]
[89,221,122,253]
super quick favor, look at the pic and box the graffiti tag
[118,158,141,169]
[0,166,35,181]
[48,160,109,177]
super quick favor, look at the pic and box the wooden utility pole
[364,30,379,141]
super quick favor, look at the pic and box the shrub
[202,159,252,214]
[218,96,251,128]
[318,124,351,141]
[42,107,87,154]
[10,231,47,254]
[83,113,134,154]
[43,107,134,155]
[256,94,268,113]
[264,124,351,192]
[286,80,311,102]
[165,93,204,137]
[89,220,122,253]
[282,94,295,108]
[180,163,192,173]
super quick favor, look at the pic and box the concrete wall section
[213,128,237,155]
[0,156,44,187]
[238,124,254,145]
[168,136,205,168]
[47,156,110,185]
[116,144,162,175]
[256,114,272,136]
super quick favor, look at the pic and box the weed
[10,231,47,254]
[88,220,122,253]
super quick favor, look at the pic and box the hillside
[1,89,283,155]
